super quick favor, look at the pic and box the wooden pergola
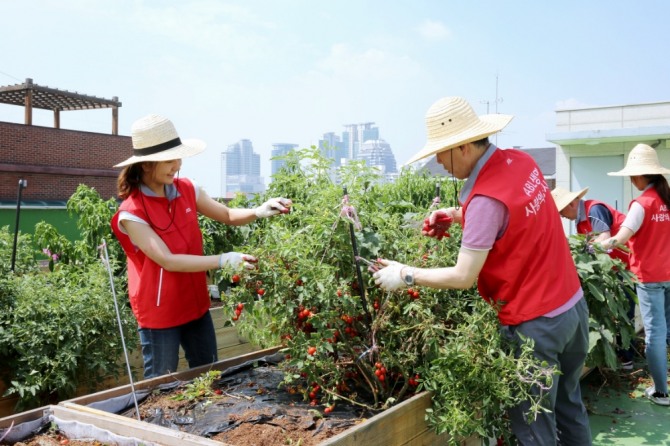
[0,78,122,134]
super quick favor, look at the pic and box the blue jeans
[138,311,218,379]
[636,281,670,394]
[502,297,592,446]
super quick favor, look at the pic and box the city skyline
[224,121,399,196]
[1,2,669,196]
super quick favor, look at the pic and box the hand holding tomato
[255,197,293,218]
[422,209,454,240]
[219,252,258,270]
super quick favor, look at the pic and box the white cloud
[417,19,451,41]
[315,43,421,81]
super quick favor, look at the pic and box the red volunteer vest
[462,148,581,325]
[628,188,670,282]
[577,200,630,269]
[111,178,210,329]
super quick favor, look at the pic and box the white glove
[255,197,292,219]
[219,252,258,270]
[373,261,409,291]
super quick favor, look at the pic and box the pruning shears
[356,256,381,272]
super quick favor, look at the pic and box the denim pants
[501,297,592,446]
[636,281,670,394]
[138,311,218,378]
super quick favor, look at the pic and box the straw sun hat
[114,114,206,168]
[607,143,670,177]
[551,187,589,212]
[406,96,514,165]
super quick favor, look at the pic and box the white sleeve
[116,211,148,235]
[192,180,200,201]
[621,202,645,234]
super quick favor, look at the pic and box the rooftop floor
[583,359,670,445]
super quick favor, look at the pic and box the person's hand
[372,259,408,291]
[255,198,293,218]
[422,209,453,240]
[219,252,258,270]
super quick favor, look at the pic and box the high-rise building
[271,143,299,177]
[318,132,347,167]
[357,139,397,173]
[357,139,398,183]
[220,139,265,198]
[343,122,378,159]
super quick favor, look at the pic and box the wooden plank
[54,404,227,446]
[0,406,47,428]
[321,392,455,446]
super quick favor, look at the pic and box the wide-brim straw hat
[114,114,206,167]
[406,96,514,165]
[551,186,589,212]
[608,143,670,176]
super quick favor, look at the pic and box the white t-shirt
[621,201,644,234]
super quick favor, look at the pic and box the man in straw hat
[372,97,592,444]
[551,186,636,370]
[598,143,670,406]
[111,114,292,378]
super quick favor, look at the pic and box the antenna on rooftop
[480,74,504,145]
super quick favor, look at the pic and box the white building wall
[548,101,670,235]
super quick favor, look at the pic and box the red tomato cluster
[374,362,387,382]
[407,288,420,300]
[408,373,420,387]
[232,302,244,321]
[422,212,453,240]
[308,382,320,406]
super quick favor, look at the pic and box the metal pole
[10,179,27,272]
[343,187,373,323]
[100,240,142,421]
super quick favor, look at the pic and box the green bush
[0,186,136,411]
[569,234,637,369]
[0,261,136,409]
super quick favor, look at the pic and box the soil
[121,361,371,446]
[7,431,104,446]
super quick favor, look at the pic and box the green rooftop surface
[583,359,670,445]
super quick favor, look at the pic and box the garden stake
[100,239,141,421]
[341,187,373,324]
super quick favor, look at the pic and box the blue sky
[2,1,669,195]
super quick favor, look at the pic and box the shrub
[569,234,637,369]
[0,186,136,410]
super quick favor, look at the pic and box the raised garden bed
[56,348,477,446]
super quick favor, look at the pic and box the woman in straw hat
[551,186,637,370]
[111,114,292,378]
[599,143,670,406]
[373,97,592,445]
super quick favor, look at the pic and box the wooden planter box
[57,347,477,446]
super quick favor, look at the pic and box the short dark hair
[471,137,490,148]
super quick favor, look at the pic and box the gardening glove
[255,197,293,218]
[373,260,409,292]
[219,252,258,270]
[422,209,454,240]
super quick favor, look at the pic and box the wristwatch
[402,267,415,287]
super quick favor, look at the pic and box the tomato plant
[215,147,551,441]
